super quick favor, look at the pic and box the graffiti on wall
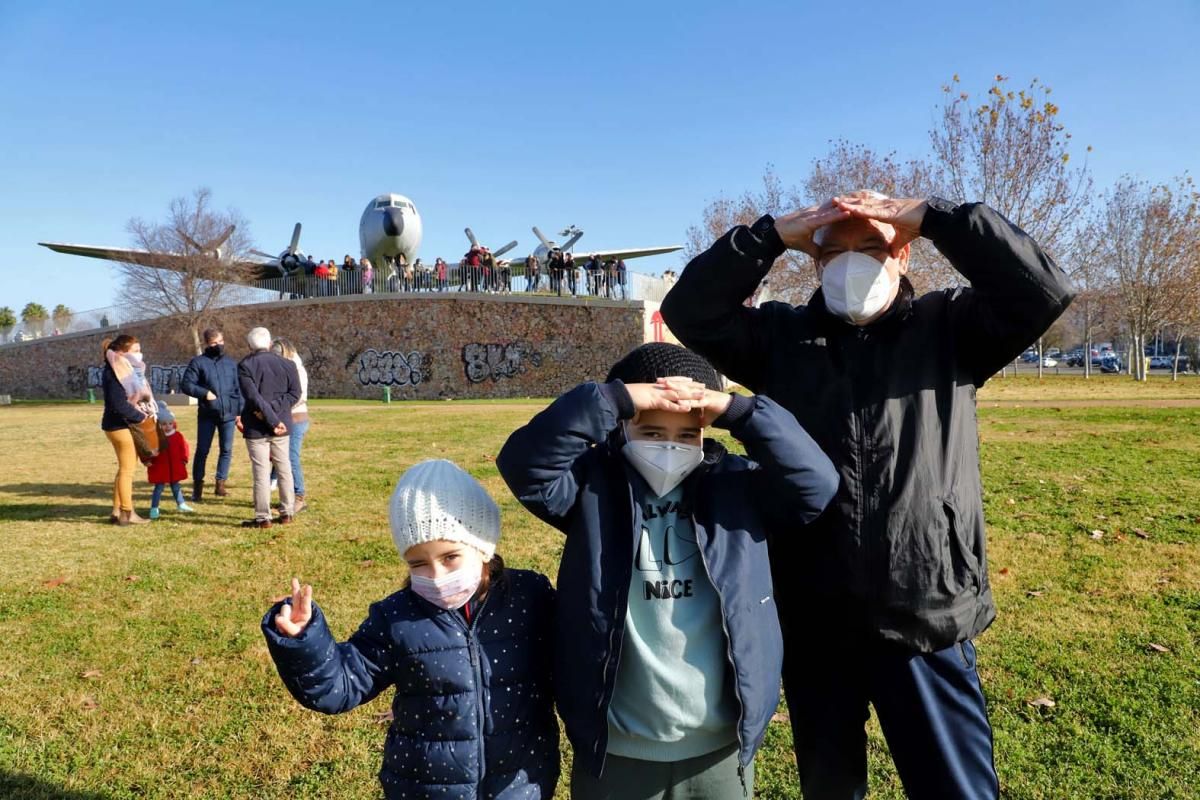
[149,364,190,395]
[356,348,432,387]
[462,341,543,383]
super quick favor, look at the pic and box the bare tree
[119,188,258,354]
[1093,176,1199,381]
[684,167,814,303]
[930,75,1093,377]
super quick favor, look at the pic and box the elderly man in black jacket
[238,326,299,528]
[180,328,242,501]
[661,194,1074,800]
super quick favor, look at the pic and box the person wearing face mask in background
[261,459,560,799]
[181,328,243,502]
[497,342,837,799]
[100,334,153,525]
[661,192,1075,799]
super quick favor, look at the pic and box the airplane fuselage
[359,193,423,268]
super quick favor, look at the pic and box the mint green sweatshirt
[606,484,739,762]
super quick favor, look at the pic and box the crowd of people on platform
[275,248,629,299]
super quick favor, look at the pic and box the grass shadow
[0,482,114,500]
[0,772,112,800]
[0,502,119,523]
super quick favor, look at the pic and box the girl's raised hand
[274,577,313,637]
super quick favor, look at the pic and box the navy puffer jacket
[496,382,838,778]
[262,568,560,799]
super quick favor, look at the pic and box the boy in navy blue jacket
[497,342,838,799]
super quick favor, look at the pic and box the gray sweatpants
[571,742,752,800]
[246,435,293,521]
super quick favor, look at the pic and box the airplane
[38,192,682,287]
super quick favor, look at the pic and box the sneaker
[149,507,160,521]
[177,502,195,513]
[241,519,272,529]
[277,514,295,525]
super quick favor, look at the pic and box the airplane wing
[574,245,683,262]
[38,242,281,282]
[499,245,683,265]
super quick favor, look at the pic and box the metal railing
[251,262,664,302]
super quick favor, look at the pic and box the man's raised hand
[274,577,313,637]
[832,196,928,257]
[773,201,852,258]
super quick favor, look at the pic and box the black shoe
[191,480,204,502]
[241,519,272,529]
[277,514,294,525]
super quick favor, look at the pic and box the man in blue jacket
[661,193,1075,799]
[180,328,242,502]
[497,343,838,799]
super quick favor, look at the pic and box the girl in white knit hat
[261,459,560,799]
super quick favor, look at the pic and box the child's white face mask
[410,564,482,610]
[622,423,704,497]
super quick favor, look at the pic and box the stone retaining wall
[0,294,649,400]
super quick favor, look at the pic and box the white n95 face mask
[622,427,704,497]
[821,251,899,325]
[410,564,482,610]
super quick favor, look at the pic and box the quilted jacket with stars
[262,568,559,799]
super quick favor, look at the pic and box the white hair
[246,326,272,351]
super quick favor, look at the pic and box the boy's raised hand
[625,378,706,414]
[274,577,313,637]
[657,377,733,426]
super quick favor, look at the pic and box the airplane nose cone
[383,208,404,238]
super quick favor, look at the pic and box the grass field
[1,376,1197,799]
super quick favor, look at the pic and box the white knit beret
[389,460,501,561]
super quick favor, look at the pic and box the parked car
[1045,348,1062,358]
[1041,357,1059,368]
[1099,357,1122,374]
[1021,350,1040,363]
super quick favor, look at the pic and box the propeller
[250,222,304,274]
[464,228,518,258]
[176,224,237,256]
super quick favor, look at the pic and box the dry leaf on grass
[80,670,102,680]
[1089,530,1104,540]
[43,576,68,588]
[189,657,203,666]
[1147,643,1170,654]
[1026,590,1045,598]
[375,710,395,724]
[771,712,790,724]
[124,575,140,582]
[1133,529,1151,539]
[81,696,99,711]
[1027,697,1056,709]
[998,567,1011,577]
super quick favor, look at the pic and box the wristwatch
[921,196,957,238]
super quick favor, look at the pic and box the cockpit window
[375,200,389,209]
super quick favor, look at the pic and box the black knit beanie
[606,342,723,391]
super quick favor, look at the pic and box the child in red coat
[147,402,195,520]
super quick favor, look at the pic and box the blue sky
[1,0,1197,315]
